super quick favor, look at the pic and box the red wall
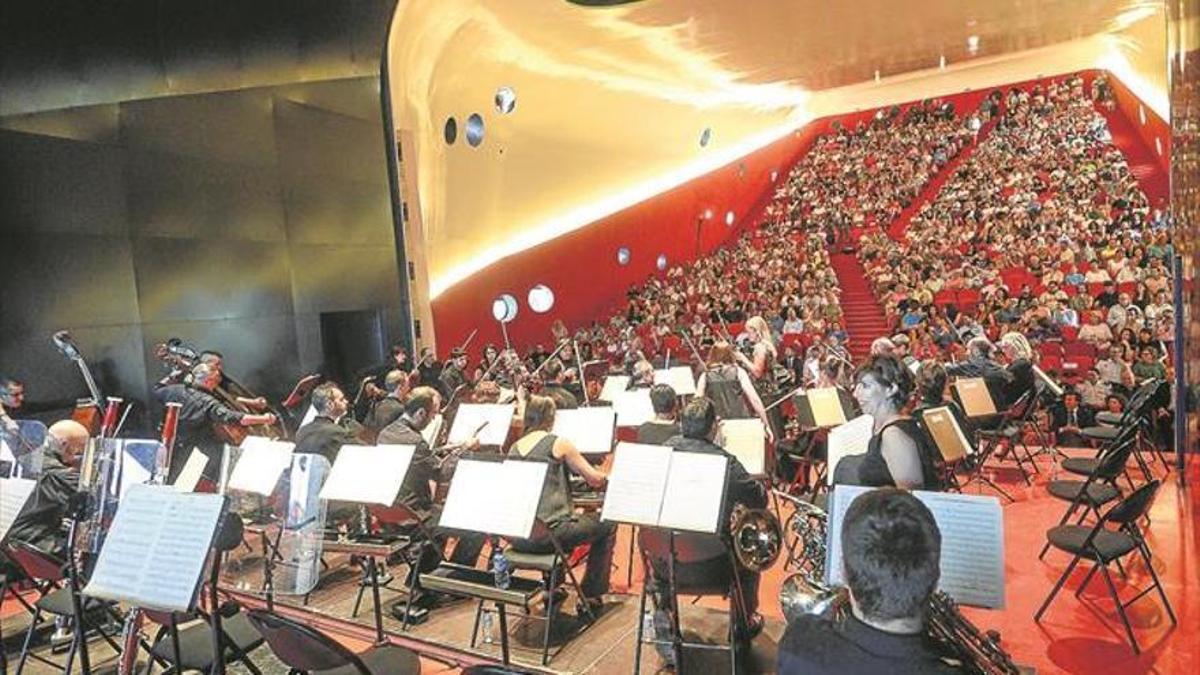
[1106,72,1172,174]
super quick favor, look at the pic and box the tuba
[774,493,1021,675]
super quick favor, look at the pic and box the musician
[944,337,1005,381]
[0,375,75,418]
[415,347,443,391]
[473,344,501,383]
[696,342,773,442]
[359,341,409,403]
[734,316,784,438]
[377,387,486,608]
[637,383,680,445]
[539,358,579,410]
[995,332,1035,408]
[778,488,957,674]
[293,382,360,464]
[0,420,87,559]
[199,350,269,411]
[629,359,656,389]
[439,347,470,402]
[156,363,277,480]
[362,370,408,438]
[658,398,768,637]
[508,395,613,611]
[869,337,897,357]
[834,356,939,491]
[1050,389,1095,447]
[913,361,971,432]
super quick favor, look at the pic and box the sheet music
[954,378,997,417]
[552,407,616,455]
[227,439,294,496]
[118,441,158,499]
[613,388,654,427]
[826,415,873,486]
[0,477,36,542]
[826,485,1005,608]
[922,406,974,461]
[1033,365,1064,397]
[658,451,728,533]
[84,484,225,612]
[598,375,631,402]
[439,459,548,539]
[447,404,514,446]
[808,387,848,426]
[172,448,208,492]
[421,414,444,447]
[654,366,697,397]
[718,419,766,476]
[319,444,414,505]
[600,443,673,526]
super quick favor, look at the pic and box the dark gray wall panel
[274,98,388,185]
[282,175,392,245]
[0,130,128,236]
[288,244,401,315]
[126,150,287,241]
[120,90,279,168]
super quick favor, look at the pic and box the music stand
[552,407,616,456]
[792,387,854,429]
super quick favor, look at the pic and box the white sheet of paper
[300,404,318,428]
[447,404,514,446]
[907,359,922,375]
[598,375,631,402]
[1033,365,1064,397]
[0,438,15,471]
[552,407,616,455]
[439,459,547,539]
[826,415,873,486]
[227,439,294,496]
[118,445,155,499]
[826,485,1006,608]
[172,448,208,493]
[601,443,673,526]
[84,484,225,612]
[613,389,654,427]
[319,444,415,505]
[421,414,444,447]
[718,419,766,476]
[658,451,728,533]
[654,367,697,397]
[0,477,37,542]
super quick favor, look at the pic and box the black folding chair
[1037,433,1136,560]
[247,608,421,674]
[1035,480,1176,653]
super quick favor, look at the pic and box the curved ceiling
[385,0,1168,310]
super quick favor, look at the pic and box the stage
[3,448,1197,674]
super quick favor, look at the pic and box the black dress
[833,418,940,491]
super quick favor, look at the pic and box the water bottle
[641,608,656,641]
[492,549,511,590]
[481,610,494,644]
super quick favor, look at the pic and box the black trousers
[650,555,761,621]
[512,514,617,598]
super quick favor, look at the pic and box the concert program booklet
[825,485,1006,609]
[717,418,766,476]
[446,403,514,447]
[825,415,873,486]
[552,407,616,455]
[84,484,226,613]
[0,477,37,543]
[654,366,697,397]
[227,438,295,496]
[954,378,997,417]
[601,443,728,534]
[920,406,974,463]
[319,444,415,506]
[598,375,631,403]
[613,388,655,427]
[438,457,547,539]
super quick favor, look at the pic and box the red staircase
[830,252,891,359]
[1096,103,1170,206]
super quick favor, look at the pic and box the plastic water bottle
[492,549,511,590]
[481,610,494,644]
[641,608,656,641]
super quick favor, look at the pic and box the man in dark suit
[1050,389,1095,447]
[362,370,408,440]
[293,382,360,463]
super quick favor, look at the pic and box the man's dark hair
[914,361,947,405]
[541,358,564,381]
[403,386,439,417]
[391,341,408,357]
[311,382,342,415]
[680,398,717,439]
[0,374,19,390]
[842,488,941,622]
[649,384,678,415]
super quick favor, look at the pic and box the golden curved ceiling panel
[385,0,1168,341]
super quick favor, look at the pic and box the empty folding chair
[247,608,422,674]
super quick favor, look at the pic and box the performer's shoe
[575,595,604,617]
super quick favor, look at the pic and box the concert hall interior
[1,0,1199,674]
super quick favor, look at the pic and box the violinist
[362,370,409,439]
[358,341,409,408]
[439,348,470,402]
[155,363,277,481]
[539,358,579,410]
[473,344,501,383]
[378,387,486,611]
[415,347,443,392]
[293,383,361,464]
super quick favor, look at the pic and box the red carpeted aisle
[829,251,892,358]
[1097,103,1170,207]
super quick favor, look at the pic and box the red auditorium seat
[1063,341,1097,358]
[1060,356,1094,379]
[1039,342,1064,358]
[933,290,956,307]
[1086,282,1105,297]
[1040,354,1063,374]
[1116,281,1137,296]
[1059,325,1079,341]
[728,322,745,336]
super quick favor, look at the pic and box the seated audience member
[1076,368,1111,410]
[0,420,88,560]
[778,488,957,674]
[1077,312,1114,345]
[836,356,940,491]
[653,398,768,638]
[508,396,613,611]
[637,383,681,445]
[1050,389,1095,447]
[1131,346,1168,382]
